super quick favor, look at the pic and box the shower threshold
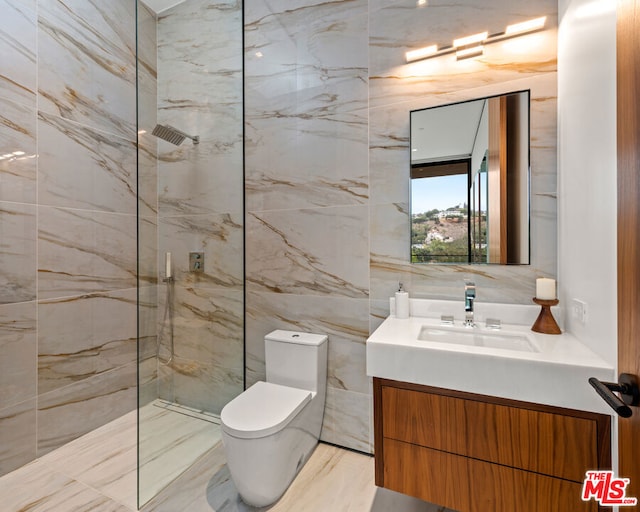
[152,399,220,424]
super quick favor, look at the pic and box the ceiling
[411,99,486,165]
[139,0,186,14]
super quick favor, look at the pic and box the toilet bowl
[220,330,328,507]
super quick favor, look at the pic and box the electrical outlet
[572,299,587,324]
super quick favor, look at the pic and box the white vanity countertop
[366,300,615,415]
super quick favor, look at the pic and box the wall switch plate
[189,252,204,273]
[572,299,587,324]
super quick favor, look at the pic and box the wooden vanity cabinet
[373,378,612,512]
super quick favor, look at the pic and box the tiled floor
[0,409,449,512]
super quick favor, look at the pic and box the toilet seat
[221,381,312,439]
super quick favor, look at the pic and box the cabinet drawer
[382,385,598,482]
[383,438,597,512]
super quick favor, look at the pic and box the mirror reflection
[410,91,530,264]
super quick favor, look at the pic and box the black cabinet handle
[589,373,639,418]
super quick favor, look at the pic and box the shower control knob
[189,252,205,273]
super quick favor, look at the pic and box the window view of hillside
[411,174,488,264]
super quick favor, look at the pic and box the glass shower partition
[136,0,244,507]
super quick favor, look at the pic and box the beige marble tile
[145,441,450,512]
[0,459,130,512]
[139,403,221,507]
[0,201,36,304]
[39,410,137,510]
[244,111,369,212]
[158,213,243,289]
[0,0,37,107]
[158,355,243,416]
[38,289,137,394]
[0,97,37,204]
[245,291,370,394]
[37,111,137,214]
[244,0,368,213]
[137,2,158,219]
[156,285,243,413]
[246,205,369,299]
[156,0,243,218]
[0,398,37,477]
[37,0,136,139]
[0,410,452,512]
[139,216,159,287]
[320,387,371,454]
[37,362,136,456]
[38,206,137,299]
[0,301,36,409]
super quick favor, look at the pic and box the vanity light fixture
[504,16,547,36]
[405,44,438,62]
[453,31,488,48]
[456,45,484,61]
[405,15,547,63]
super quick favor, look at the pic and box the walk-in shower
[136,0,244,507]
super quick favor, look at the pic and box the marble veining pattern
[244,0,369,212]
[0,398,37,477]
[38,206,138,299]
[243,0,560,458]
[37,362,136,456]
[157,0,243,217]
[245,291,370,395]
[0,0,37,107]
[246,205,369,299]
[38,111,137,214]
[369,0,557,108]
[0,409,451,512]
[0,97,37,204]
[0,202,37,305]
[0,301,37,409]
[37,289,137,395]
[157,286,243,414]
[0,0,139,480]
[158,213,244,289]
[37,0,137,139]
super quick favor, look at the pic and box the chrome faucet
[464,282,476,327]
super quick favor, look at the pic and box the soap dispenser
[395,282,410,319]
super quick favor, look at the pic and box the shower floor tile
[0,459,130,511]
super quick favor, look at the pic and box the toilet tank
[265,330,328,393]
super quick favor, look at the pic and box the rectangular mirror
[410,91,530,265]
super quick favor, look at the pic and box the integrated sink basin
[418,326,539,353]
[366,298,616,414]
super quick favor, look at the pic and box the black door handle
[589,373,640,418]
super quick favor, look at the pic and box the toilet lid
[220,381,312,439]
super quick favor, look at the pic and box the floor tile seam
[67,473,137,511]
[37,451,137,511]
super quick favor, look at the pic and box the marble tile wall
[244,0,371,453]
[137,1,160,409]
[155,0,244,415]
[0,0,139,476]
[245,0,558,453]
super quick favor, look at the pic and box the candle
[165,252,172,279]
[536,278,556,300]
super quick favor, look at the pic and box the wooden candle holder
[531,298,561,335]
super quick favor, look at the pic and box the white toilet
[220,330,328,507]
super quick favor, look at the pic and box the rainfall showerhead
[151,124,199,145]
